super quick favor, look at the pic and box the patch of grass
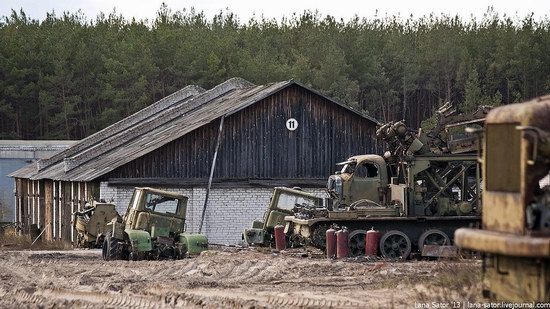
[0,227,72,250]
[414,259,483,302]
[0,228,32,248]
[33,240,73,250]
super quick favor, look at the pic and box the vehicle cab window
[144,192,180,215]
[355,163,379,178]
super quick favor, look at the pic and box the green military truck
[102,187,208,260]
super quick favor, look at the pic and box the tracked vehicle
[285,104,490,258]
[243,187,326,246]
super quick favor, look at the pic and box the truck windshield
[276,192,319,210]
[144,192,181,215]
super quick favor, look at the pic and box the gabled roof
[9,83,205,179]
[10,78,379,181]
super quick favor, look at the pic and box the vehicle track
[0,249,482,308]
[8,288,171,309]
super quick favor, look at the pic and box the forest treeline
[1,5,549,139]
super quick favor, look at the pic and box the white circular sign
[286,118,298,131]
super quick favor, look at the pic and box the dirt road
[0,247,482,308]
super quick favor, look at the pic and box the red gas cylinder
[274,224,286,251]
[326,227,336,259]
[365,227,381,257]
[336,227,349,258]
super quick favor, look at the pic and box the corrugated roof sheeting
[8,162,38,178]
[11,78,379,182]
[26,77,257,181]
[45,81,288,181]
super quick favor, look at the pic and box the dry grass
[0,227,72,250]
[414,259,483,302]
[369,258,484,307]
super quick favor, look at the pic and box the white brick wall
[99,182,327,244]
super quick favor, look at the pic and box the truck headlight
[335,176,343,197]
[327,177,335,191]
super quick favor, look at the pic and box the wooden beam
[199,116,225,233]
[44,180,53,240]
[71,182,74,242]
[37,180,41,228]
[106,178,327,188]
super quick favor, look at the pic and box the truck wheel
[418,229,450,253]
[311,223,329,249]
[74,234,83,248]
[108,235,120,260]
[102,234,110,261]
[102,232,120,261]
[379,230,411,259]
[348,229,367,257]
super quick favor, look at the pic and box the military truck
[285,104,490,258]
[102,187,208,260]
[455,96,550,301]
[243,187,326,246]
[73,201,119,248]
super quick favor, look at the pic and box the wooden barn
[10,78,380,243]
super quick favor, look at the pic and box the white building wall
[99,182,326,244]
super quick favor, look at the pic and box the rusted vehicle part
[285,104,484,258]
[425,102,492,154]
[379,230,411,259]
[418,229,450,252]
[242,187,325,247]
[102,187,208,261]
[348,229,368,257]
[455,95,550,302]
[72,202,118,248]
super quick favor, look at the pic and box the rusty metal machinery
[455,95,550,302]
[285,104,487,259]
[73,201,119,248]
[425,102,492,154]
[102,187,208,261]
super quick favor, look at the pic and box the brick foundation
[100,182,327,244]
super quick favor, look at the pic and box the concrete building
[0,140,75,222]
[10,78,380,244]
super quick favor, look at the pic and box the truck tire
[109,235,120,260]
[102,232,120,261]
[102,234,110,261]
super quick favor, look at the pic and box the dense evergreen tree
[0,7,548,139]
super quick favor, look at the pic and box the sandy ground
[0,247,483,308]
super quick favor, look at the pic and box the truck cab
[104,187,207,261]
[327,155,389,209]
[122,187,187,237]
[243,187,325,246]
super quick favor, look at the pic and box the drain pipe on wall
[199,116,225,234]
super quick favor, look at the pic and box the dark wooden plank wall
[104,84,379,180]
[14,179,99,241]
